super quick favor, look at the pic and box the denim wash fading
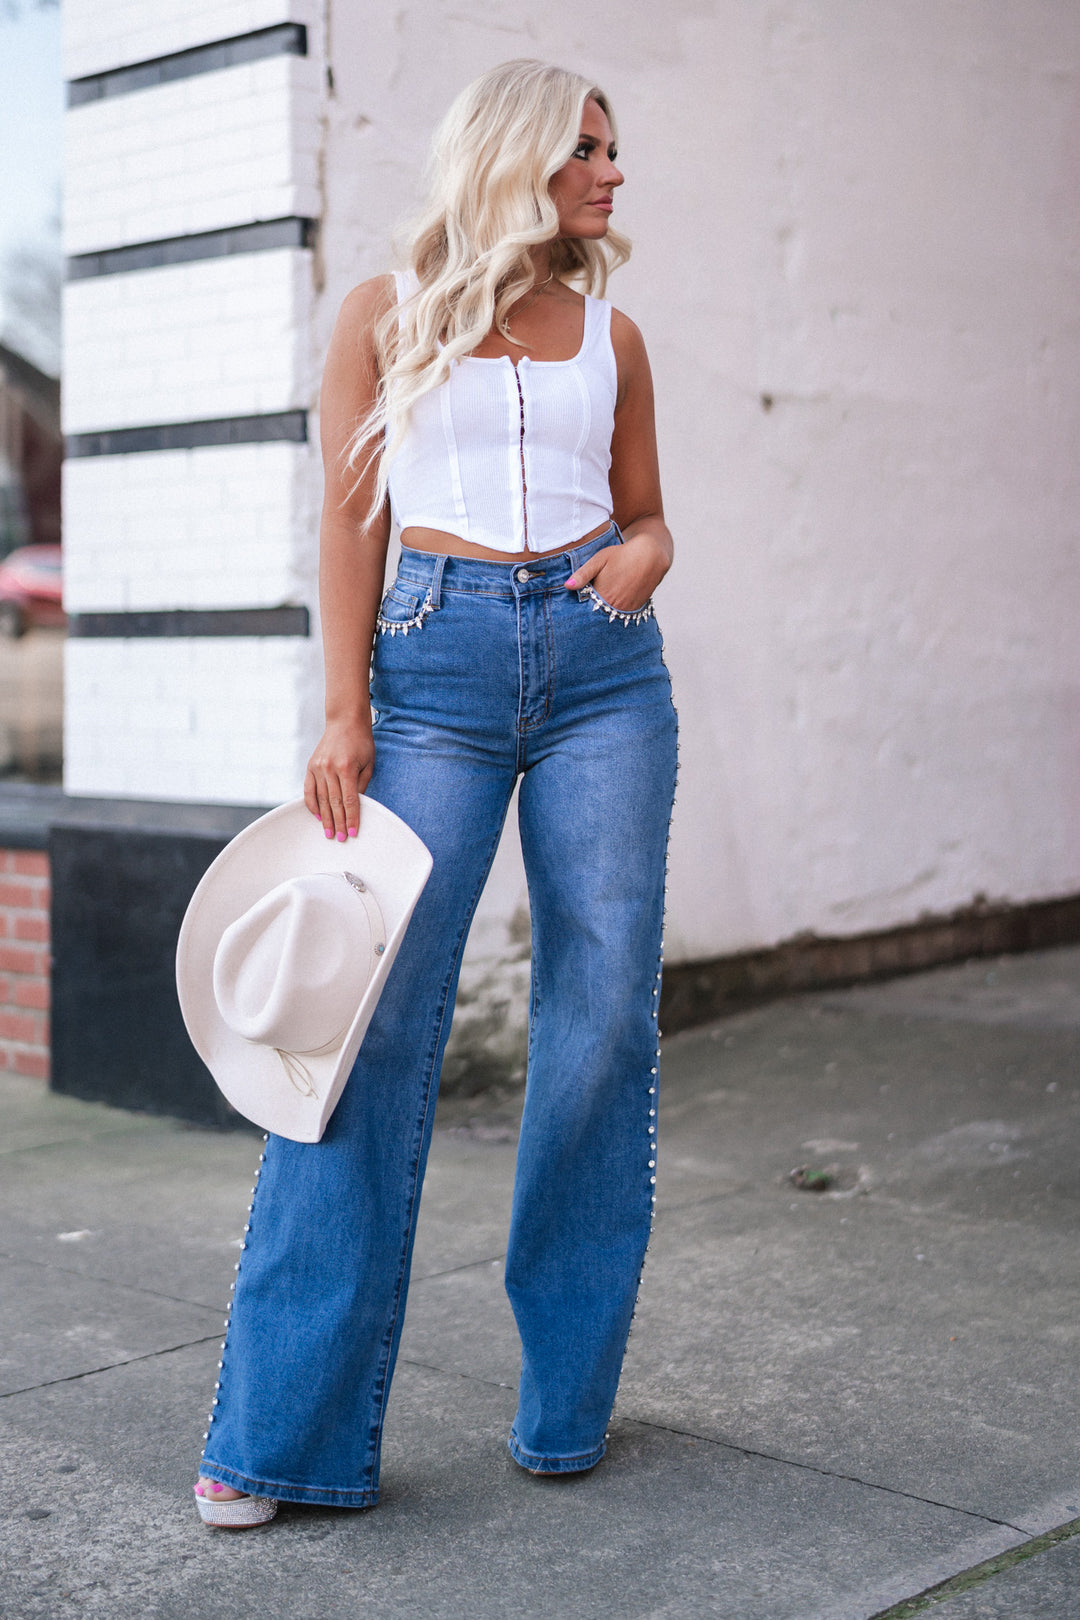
[199,525,679,1505]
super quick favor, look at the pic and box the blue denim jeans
[199,525,678,1504]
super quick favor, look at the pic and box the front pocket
[578,584,655,627]
[376,584,432,636]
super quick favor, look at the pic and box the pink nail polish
[337,831,347,842]
[565,576,578,588]
[210,1482,224,1494]
[324,827,334,839]
[195,1483,204,1496]
[347,826,357,837]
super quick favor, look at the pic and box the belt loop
[428,553,446,609]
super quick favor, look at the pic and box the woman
[195,58,677,1525]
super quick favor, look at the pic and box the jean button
[515,567,531,582]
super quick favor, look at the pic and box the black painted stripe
[65,410,307,458]
[67,23,307,107]
[68,606,310,639]
[67,218,317,281]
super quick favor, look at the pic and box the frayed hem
[198,1462,378,1510]
[507,1435,607,1476]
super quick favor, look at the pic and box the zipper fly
[513,363,528,549]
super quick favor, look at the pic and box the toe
[196,1476,245,1501]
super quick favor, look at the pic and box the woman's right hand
[304,716,375,842]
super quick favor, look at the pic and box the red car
[0,545,65,636]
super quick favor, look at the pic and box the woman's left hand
[564,528,671,613]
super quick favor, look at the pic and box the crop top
[386,270,616,553]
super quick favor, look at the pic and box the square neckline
[394,272,597,368]
[462,296,594,368]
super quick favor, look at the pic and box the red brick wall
[0,849,50,1079]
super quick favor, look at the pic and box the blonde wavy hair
[345,59,630,520]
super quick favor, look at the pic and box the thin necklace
[504,273,554,348]
[514,271,554,316]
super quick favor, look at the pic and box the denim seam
[200,1130,272,1471]
[363,785,518,1479]
[516,591,555,736]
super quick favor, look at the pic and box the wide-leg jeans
[199,526,678,1505]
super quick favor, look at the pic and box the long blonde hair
[345,59,630,519]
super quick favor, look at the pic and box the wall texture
[61,1,1080,1074]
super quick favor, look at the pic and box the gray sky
[0,4,62,256]
[0,4,63,369]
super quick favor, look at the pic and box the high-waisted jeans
[199,525,678,1504]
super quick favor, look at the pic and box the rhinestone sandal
[195,1480,278,1529]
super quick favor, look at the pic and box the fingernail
[336,831,347,842]
[347,826,357,837]
[324,827,334,839]
[565,576,578,588]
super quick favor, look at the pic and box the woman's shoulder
[605,303,650,375]
[336,273,398,333]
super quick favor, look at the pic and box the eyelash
[574,143,618,162]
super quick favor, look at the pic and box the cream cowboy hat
[176,797,432,1143]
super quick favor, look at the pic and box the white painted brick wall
[64,637,321,804]
[63,0,323,86]
[63,252,311,433]
[62,0,327,806]
[64,57,322,255]
[62,442,316,612]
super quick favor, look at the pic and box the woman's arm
[564,308,673,609]
[303,275,394,842]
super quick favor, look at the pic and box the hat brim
[177,797,433,1142]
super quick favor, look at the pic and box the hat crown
[212,872,379,1054]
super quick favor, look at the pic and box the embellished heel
[195,1484,278,1529]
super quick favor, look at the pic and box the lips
[590,198,614,212]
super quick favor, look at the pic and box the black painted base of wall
[49,819,262,1127]
[0,788,265,1129]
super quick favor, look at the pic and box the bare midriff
[400,520,613,562]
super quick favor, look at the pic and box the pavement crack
[410,1252,505,1284]
[0,1332,224,1400]
[0,1247,228,1314]
[866,1514,1080,1618]
[622,1413,1027,1532]
[398,1354,515,1391]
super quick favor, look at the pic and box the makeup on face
[550,99,624,236]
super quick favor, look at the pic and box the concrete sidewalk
[2,946,1079,1619]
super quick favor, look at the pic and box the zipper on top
[512,363,529,549]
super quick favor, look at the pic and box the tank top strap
[579,294,616,393]
[578,293,611,354]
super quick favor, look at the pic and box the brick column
[0,849,50,1080]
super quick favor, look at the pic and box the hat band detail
[275,1047,320,1099]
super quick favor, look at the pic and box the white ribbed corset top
[386,271,617,552]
